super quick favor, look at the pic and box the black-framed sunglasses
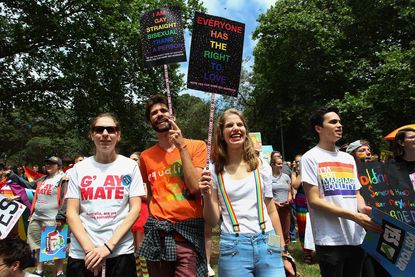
[92,126,119,134]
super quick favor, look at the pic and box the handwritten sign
[187,12,245,96]
[0,195,26,239]
[39,225,68,262]
[358,161,415,227]
[362,208,415,277]
[140,7,186,66]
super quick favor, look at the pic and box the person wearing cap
[7,156,66,277]
[346,139,372,163]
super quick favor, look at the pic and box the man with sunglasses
[137,95,207,277]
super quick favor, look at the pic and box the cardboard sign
[362,208,415,277]
[260,145,274,165]
[39,224,68,262]
[0,195,26,239]
[187,12,245,96]
[358,161,415,227]
[249,132,262,151]
[140,7,186,66]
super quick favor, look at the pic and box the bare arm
[199,169,221,226]
[291,172,302,190]
[303,182,382,233]
[266,197,285,246]
[86,197,141,270]
[180,148,203,194]
[266,197,295,275]
[66,198,95,253]
[169,120,205,194]
[8,171,37,189]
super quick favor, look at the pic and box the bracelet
[104,243,113,254]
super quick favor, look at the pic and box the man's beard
[151,120,171,133]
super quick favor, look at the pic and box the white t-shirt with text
[301,145,365,246]
[66,155,145,259]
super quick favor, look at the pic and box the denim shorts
[218,230,285,277]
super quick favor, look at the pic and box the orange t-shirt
[140,139,206,223]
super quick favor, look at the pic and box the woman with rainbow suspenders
[199,109,294,276]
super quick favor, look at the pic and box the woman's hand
[85,245,111,272]
[283,258,295,276]
[199,169,212,196]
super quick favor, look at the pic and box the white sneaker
[208,264,215,277]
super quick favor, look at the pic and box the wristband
[104,243,113,254]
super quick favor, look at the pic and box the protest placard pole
[163,64,173,115]
[205,93,216,169]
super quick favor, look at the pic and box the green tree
[251,0,415,157]
[0,0,206,164]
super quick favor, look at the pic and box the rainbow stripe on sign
[217,167,266,234]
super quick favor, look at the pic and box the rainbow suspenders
[217,167,266,236]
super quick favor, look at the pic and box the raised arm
[199,169,221,226]
[8,171,38,189]
[169,120,206,194]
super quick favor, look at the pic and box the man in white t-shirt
[301,106,382,277]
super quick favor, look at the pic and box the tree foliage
[251,0,415,158]
[0,0,206,165]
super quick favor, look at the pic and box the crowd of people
[0,95,414,277]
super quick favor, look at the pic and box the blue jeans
[218,231,285,277]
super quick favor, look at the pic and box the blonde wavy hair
[212,108,258,174]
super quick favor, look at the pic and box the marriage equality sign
[358,161,415,227]
[187,12,245,97]
[140,7,186,66]
[362,208,415,277]
[0,194,26,239]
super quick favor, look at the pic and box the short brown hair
[145,94,171,122]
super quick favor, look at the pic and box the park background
[1,0,414,165]
[2,1,415,276]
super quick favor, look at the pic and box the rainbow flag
[24,166,45,182]
[0,178,8,190]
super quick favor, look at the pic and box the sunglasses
[92,126,119,134]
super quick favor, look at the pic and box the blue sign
[362,208,415,277]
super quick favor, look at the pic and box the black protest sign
[358,161,415,227]
[187,12,245,97]
[140,7,186,66]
